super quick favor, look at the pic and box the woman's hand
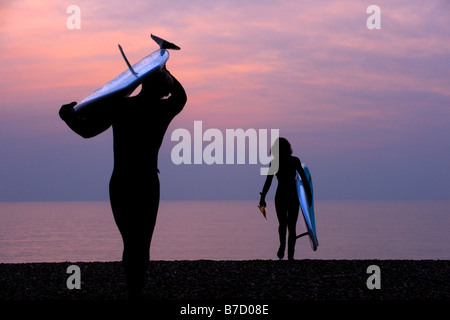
[259,192,267,208]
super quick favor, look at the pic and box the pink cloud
[1,0,448,143]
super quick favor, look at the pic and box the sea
[0,200,449,263]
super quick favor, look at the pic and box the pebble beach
[1,260,448,316]
[1,259,448,299]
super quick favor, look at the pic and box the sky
[0,0,449,201]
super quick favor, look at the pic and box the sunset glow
[1,0,449,201]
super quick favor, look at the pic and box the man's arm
[59,102,112,138]
[162,73,187,119]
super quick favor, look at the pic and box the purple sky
[0,0,449,201]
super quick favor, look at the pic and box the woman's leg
[274,194,288,259]
[287,200,300,260]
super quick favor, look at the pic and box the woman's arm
[295,157,313,204]
[259,165,274,207]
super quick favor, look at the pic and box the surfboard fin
[257,205,267,220]
[151,34,181,50]
[118,44,139,77]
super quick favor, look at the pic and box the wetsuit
[260,155,312,260]
[60,73,187,298]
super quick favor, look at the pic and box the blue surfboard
[296,165,318,251]
[74,34,179,113]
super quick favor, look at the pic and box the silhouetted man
[59,68,187,299]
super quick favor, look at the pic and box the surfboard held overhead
[73,34,179,113]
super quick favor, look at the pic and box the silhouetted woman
[59,68,187,299]
[259,138,312,260]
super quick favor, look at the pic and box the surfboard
[73,34,180,113]
[296,165,318,251]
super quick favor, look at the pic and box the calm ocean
[0,200,448,263]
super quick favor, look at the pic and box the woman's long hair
[271,137,293,158]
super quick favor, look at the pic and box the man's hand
[59,102,77,121]
[138,68,174,99]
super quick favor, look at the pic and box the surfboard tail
[296,169,319,251]
[151,34,181,50]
